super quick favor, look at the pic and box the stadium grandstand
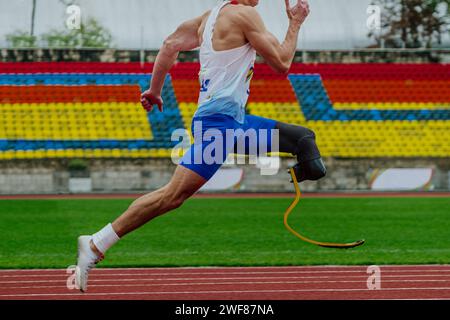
[0,0,449,194]
[0,62,449,160]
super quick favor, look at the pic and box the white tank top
[194,0,256,124]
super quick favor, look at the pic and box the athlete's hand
[285,0,310,26]
[140,90,164,112]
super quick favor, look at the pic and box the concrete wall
[0,158,448,194]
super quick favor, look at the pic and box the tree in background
[42,0,113,48]
[369,0,450,48]
[5,0,112,49]
[5,0,38,48]
[41,18,113,48]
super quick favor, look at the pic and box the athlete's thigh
[166,165,208,199]
[234,114,277,156]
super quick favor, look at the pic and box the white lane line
[3,279,450,290]
[370,298,450,301]
[2,269,450,278]
[1,287,450,298]
[2,274,450,285]
[0,265,448,272]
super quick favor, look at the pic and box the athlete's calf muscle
[112,166,207,238]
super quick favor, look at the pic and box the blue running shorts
[180,113,277,181]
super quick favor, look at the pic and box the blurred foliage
[41,18,113,48]
[6,31,38,48]
[6,17,112,48]
[67,159,89,172]
[370,0,450,48]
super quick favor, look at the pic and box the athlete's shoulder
[198,9,212,24]
[201,9,212,18]
[229,4,262,26]
[232,4,259,16]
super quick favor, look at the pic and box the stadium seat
[0,62,448,159]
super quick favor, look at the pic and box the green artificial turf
[0,197,449,269]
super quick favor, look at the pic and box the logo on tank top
[200,79,211,92]
[246,66,254,95]
[246,66,254,83]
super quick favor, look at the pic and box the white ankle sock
[92,223,120,254]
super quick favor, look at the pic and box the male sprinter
[75,0,326,292]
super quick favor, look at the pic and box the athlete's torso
[194,1,256,124]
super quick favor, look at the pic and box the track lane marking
[2,279,450,290]
[1,287,450,298]
[2,269,450,278]
[2,274,450,285]
[1,265,449,272]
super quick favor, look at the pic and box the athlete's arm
[141,13,208,112]
[237,0,310,74]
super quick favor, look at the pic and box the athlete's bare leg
[88,165,206,254]
[76,165,206,291]
[111,165,206,238]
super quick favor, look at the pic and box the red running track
[0,265,449,300]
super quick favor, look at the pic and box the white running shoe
[75,235,103,292]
